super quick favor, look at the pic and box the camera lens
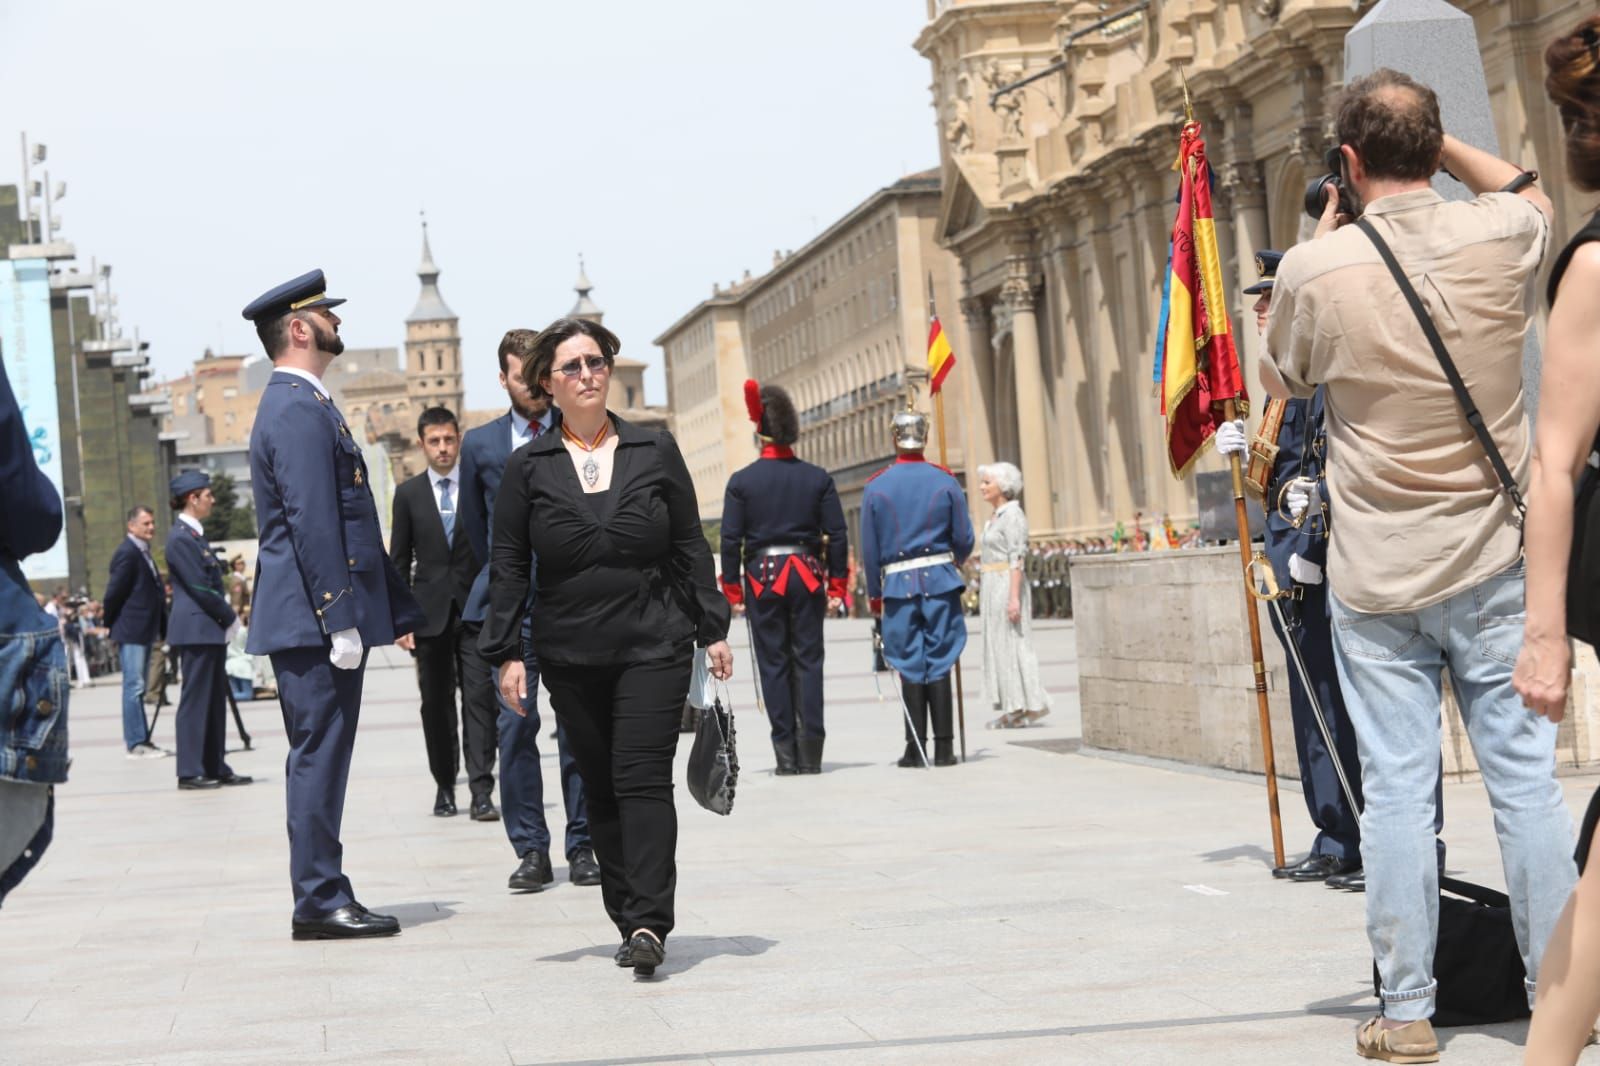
[1304,174,1340,220]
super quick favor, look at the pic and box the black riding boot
[897,680,929,767]
[773,738,800,775]
[796,735,824,774]
[928,676,957,766]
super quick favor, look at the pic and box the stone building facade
[658,172,969,534]
[915,0,1590,539]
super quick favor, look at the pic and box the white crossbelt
[883,552,955,577]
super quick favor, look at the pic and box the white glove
[224,619,241,643]
[1288,553,1324,585]
[1214,419,1248,458]
[1285,478,1313,521]
[329,627,364,670]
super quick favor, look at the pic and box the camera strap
[1354,217,1527,530]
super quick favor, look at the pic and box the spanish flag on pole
[927,316,955,396]
[1153,121,1244,478]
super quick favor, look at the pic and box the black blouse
[1549,210,1600,309]
[479,411,731,667]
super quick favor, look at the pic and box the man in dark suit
[459,328,597,892]
[165,471,250,791]
[390,406,486,817]
[243,269,426,940]
[102,505,169,758]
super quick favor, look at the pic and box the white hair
[979,461,1023,500]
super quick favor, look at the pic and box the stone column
[1002,262,1053,530]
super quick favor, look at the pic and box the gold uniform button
[25,756,37,772]
[348,558,356,566]
[36,698,52,715]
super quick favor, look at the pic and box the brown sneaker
[1356,1017,1438,1063]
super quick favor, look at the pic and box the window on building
[222,386,237,399]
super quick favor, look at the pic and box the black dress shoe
[433,787,457,817]
[217,773,253,786]
[1327,867,1366,892]
[508,851,553,892]
[178,776,221,790]
[933,739,957,767]
[291,904,400,940]
[773,741,800,776]
[897,742,927,768]
[568,848,602,887]
[470,795,500,822]
[1280,854,1359,882]
[629,931,665,977]
[614,940,633,968]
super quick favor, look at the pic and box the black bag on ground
[1370,876,1528,1028]
[686,695,738,816]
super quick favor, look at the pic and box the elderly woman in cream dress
[977,462,1051,728]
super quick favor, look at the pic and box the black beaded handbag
[686,686,738,816]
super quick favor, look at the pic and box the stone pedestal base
[1072,546,1600,782]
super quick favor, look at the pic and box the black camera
[1304,147,1357,220]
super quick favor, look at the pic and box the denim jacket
[0,626,69,784]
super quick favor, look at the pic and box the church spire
[570,254,603,323]
[408,212,455,323]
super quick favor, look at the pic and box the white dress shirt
[427,465,460,519]
[275,365,329,397]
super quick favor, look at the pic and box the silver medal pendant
[582,455,599,488]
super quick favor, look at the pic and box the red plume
[743,379,764,426]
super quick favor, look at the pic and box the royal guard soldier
[860,406,974,768]
[721,380,848,775]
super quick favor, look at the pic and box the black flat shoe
[1327,867,1366,892]
[433,787,457,817]
[470,796,500,822]
[568,848,602,887]
[614,940,633,968]
[509,851,553,892]
[1286,854,1359,883]
[178,776,221,790]
[629,931,665,977]
[217,773,253,786]
[291,904,400,940]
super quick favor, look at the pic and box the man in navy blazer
[243,270,425,940]
[458,328,595,892]
[102,505,168,758]
[165,471,248,790]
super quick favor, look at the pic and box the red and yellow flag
[927,316,956,396]
[1154,121,1244,478]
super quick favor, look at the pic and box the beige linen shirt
[1265,188,1546,614]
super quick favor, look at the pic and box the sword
[1268,597,1361,816]
[873,625,929,768]
[742,609,768,720]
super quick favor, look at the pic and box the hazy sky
[0,1,940,410]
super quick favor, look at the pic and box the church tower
[405,217,463,417]
[570,256,604,324]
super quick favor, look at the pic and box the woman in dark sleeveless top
[1519,16,1600,1064]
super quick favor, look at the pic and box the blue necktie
[439,478,455,542]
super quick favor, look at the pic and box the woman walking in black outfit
[481,317,732,977]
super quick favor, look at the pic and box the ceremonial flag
[927,316,956,396]
[1153,121,1244,478]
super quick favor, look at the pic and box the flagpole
[1225,395,1286,870]
[929,274,968,763]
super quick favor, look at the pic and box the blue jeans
[229,676,253,702]
[119,642,150,750]
[1329,561,1575,1022]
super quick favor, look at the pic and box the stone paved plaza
[4,618,1598,1065]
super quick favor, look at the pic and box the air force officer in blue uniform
[243,270,425,940]
[165,471,248,790]
[860,408,974,768]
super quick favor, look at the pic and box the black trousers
[456,619,506,801]
[746,589,826,746]
[413,604,490,793]
[174,644,230,780]
[542,653,692,941]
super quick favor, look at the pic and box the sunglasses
[553,355,610,378]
